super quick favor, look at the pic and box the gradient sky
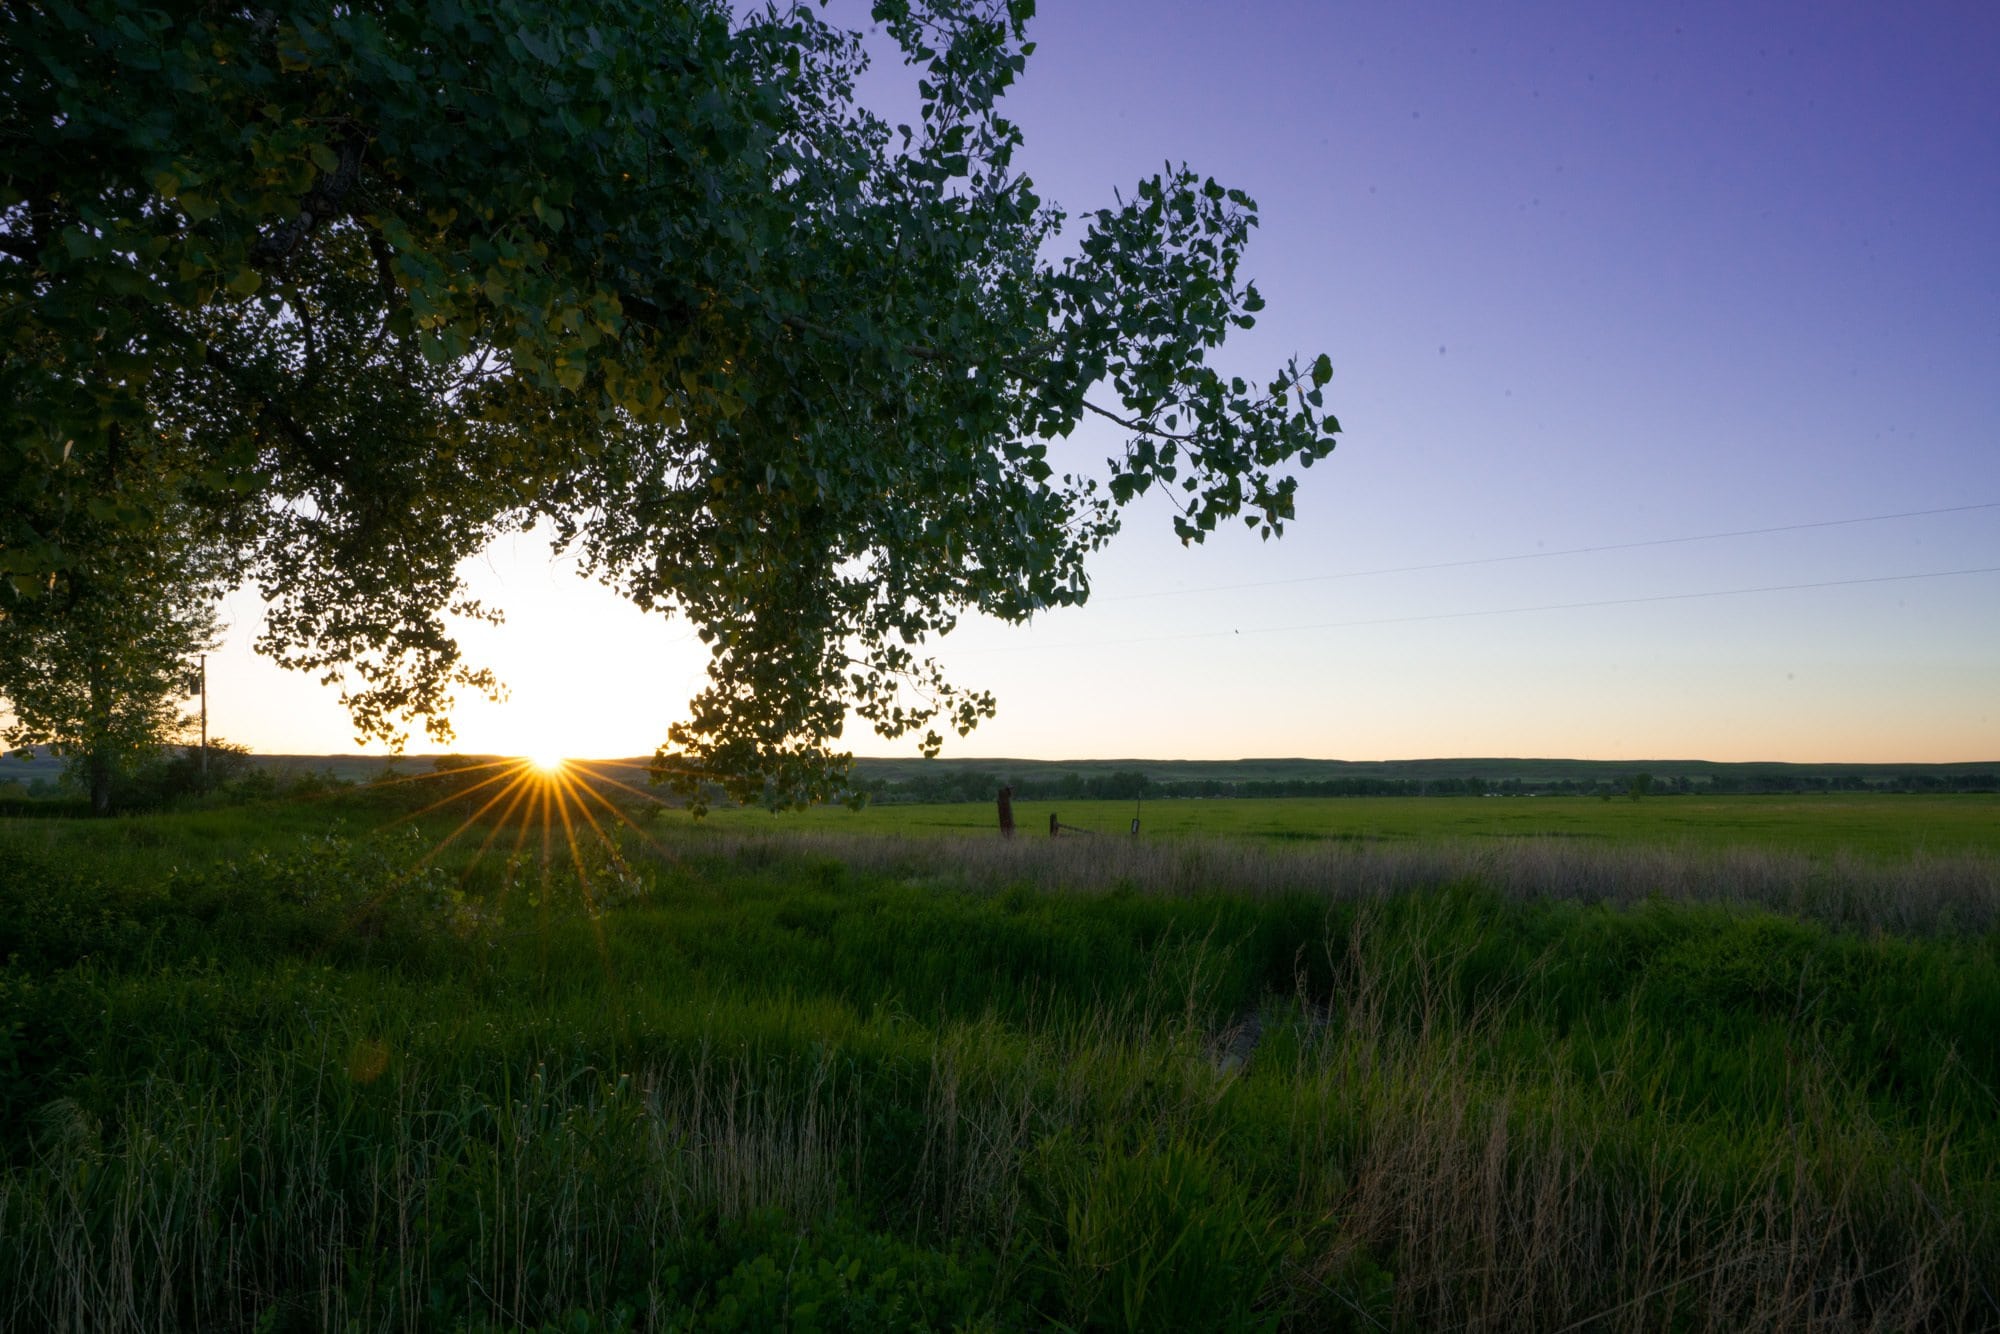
[205,0,1999,763]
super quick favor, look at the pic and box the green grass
[2,792,1998,1330]
[688,792,2000,858]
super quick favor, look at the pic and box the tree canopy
[1,0,1340,805]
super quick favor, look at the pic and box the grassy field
[687,792,2000,859]
[2,783,1997,1330]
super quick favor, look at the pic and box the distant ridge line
[173,753,2000,774]
[7,750,1992,798]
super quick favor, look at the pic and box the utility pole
[198,654,208,793]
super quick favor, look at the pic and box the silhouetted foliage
[2,0,1339,807]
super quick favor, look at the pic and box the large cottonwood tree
[0,0,1340,805]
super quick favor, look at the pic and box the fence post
[997,785,1015,838]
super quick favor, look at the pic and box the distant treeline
[860,768,2000,804]
[9,749,1995,817]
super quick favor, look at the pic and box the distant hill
[6,749,1994,803]
[0,748,65,785]
[240,751,2000,797]
[850,755,2000,785]
[840,756,2000,800]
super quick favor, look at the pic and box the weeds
[0,807,1995,1330]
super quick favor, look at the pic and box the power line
[1101,501,2000,602]
[982,565,2000,655]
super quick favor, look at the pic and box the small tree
[0,522,227,814]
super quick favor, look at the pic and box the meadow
[683,792,2000,859]
[2,783,1997,1330]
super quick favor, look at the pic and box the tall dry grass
[0,1046,859,1332]
[1271,913,1994,1332]
[699,828,2000,935]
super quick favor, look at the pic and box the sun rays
[350,754,685,945]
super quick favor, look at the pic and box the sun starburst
[341,752,688,967]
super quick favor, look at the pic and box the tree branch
[362,220,400,304]
[179,328,345,493]
[251,131,370,266]
[1080,397,1200,442]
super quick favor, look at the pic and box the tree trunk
[88,749,113,817]
[85,632,114,816]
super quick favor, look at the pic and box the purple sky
[209,0,1999,762]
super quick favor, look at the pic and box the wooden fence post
[997,786,1015,838]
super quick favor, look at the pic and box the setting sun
[526,751,566,774]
